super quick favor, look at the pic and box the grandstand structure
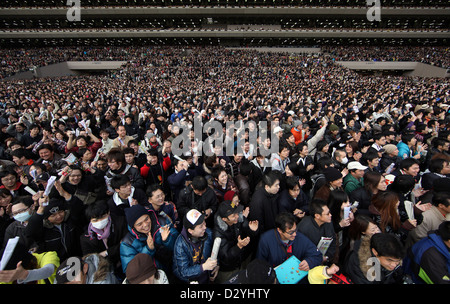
[0,0,448,47]
[0,0,448,78]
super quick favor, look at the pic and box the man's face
[317,206,332,224]
[373,250,402,272]
[39,148,53,161]
[188,221,207,238]
[118,126,126,137]
[108,159,121,171]
[134,214,151,235]
[118,182,132,197]
[278,223,297,242]
[125,153,134,164]
[266,180,280,195]
[405,164,420,177]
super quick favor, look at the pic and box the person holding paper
[369,191,422,245]
[0,241,59,284]
[2,196,38,252]
[297,199,337,265]
[256,212,322,275]
[172,209,217,284]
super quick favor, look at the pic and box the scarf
[112,186,135,206]
[87,216,112,249]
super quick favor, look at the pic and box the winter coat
[256,228,323,269]
[248,186,280,233]
[176,185,218,228]
[297,215,337,263]
[172,227,214,284]
[344,236,404,284]
[213,213,258,272]
[80,213,128,274]
[120,210,178,273]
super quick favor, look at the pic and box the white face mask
[91,217,109,230]
[341,157,349,165]
[13,210,32,223]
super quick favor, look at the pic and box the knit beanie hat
[124,204,148,228]
[323,167,343,182]
[383,144,397,155]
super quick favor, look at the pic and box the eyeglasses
[284,229,297,235]
[12,206,30,217]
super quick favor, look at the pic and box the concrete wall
[336,61,449,78]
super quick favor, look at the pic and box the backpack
[309,173,325,198]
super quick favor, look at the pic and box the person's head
[218,199,244,226]
[0,188,13,208]
[76,135,88,148]
[388,174,415,195]
[285,161,300,177]
[362,151,379,168]
[67,166,84,185]
[111,174,132,197]
[37,144,55,161]
[347,161,367,179]
[85,200,110,230]
[371,191,401,232]
[297,142,308,156]
[310,199,332,226]
[437,221,450,248]
[431,191,450,215]
[77,148,92,162]
[0,168,18,190]
[146,184,165,209]
[99,129,110,140]
[211,165,228,186]
[191,175,208,196]
[364,171,387,193]
[285,176,301,199]
[11,196,35,223]
[401,133,417,148]
[373,133,386,146]
[10,148,29,166]
[106,148,125,170]
[399,158,420,177]
[96,158,108,171]
[44,199,68,226]
[370,233,405,272]
[348,215,381,241]
[323,167,343,189]
[123,147,135,165]
[278,144,290,160]
[117,125,127,137]
[275,212,297,242]
[262,171,281,195]
[125,204,151,235]
[334,149,348,165]
[429,158,450,175]
[55,256,88,284]
[328,189,350,218]
[183,209,207,239]
[126,253,160,284]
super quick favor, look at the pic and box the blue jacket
[256,228,323,269]
[410,231,450,284]
[172,227,214,283]
[397,141,412,159]
[120,210,178,273]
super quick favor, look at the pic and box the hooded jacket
[213,213,258,272]
[172,227,214,284]
[343,236,404,284]
[120,209,178,273]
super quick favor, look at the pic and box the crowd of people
[0,45,448,285]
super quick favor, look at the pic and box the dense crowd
[0,46,449,285]
[1,45,449,80]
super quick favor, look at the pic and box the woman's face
[364,222,381,237]
[377,176,387,191]
[0,194,12,207]
[68,169,83,185]
[217,171,228,185]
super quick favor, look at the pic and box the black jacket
[213,213,259,272]
[248,187,279,233]
[177,185,218,228]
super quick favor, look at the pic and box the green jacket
[343,173,364,194]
